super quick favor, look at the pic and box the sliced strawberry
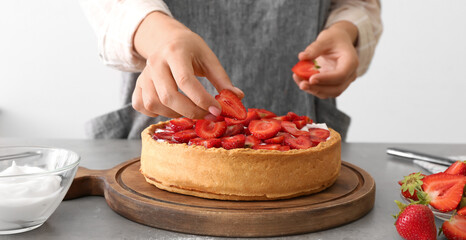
[445,161,466,175]
[153,131,174,141]
[188,138,222,148]
[295,115,313,124]
[245,135,261,148]
[223,124,244,137]
[173,129,198,143]
[292,60,320,79]
[195,120,227,139]
[284,135,312,149]
[279,146,291,151]
[167,118,194,132]
[281,121,310,137]
[221,134,246,150]
[293,119,307,129]
[215,89,247,120]
[249,108,277,119]
[399,172,426,201]
[309,128,330,142]
[458,206,466,216]
[214,115,225,122]
[286,112,299,121]
[264,135,284,144]
[422,173,466,212]
[273,115,290,121]
[249,119,281,140]
[252,144,281,150]
[442,214,466,240]
[224,110,260,126]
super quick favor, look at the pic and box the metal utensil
[0,151,42,161]
[386,147,455,166]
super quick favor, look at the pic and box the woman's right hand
[132,11,243,119]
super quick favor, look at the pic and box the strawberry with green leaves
[393,201,437,240]
[399,172,426,201]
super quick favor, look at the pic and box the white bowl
[0,146,80,234]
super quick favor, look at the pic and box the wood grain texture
[65,158,375,237]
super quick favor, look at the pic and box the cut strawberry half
[249,119,281,140]
[221,134,246,150]
[273,115,291,121]
[295,115,313,124]
[215,89,247,120]
[445,161,466,175]
[442,214,466,240]
[167,118,194,132]
[422,173,466,212]
[153,131,174,141]
[399,172,425,201]
[245,135,261,148]
[293,119,307,129]
[292,60,320,79]
[173,129,198,143]
[458,206,466,216]
[309,128,330,142]
[249,108,277,119]
[284,135,313,149]
[279,146,291,151]
[286,112,299,121]
[223,124,244,137]
[281,121,310,137]
[224,110,260,126]
[264,135,284,144]
[188,138,222,148]
[252,144,281,150]
[195,120,227,139]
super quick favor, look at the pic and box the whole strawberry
[394,201,437,240]
[399,172,426,201]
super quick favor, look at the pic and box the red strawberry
[249,119,281,140]
[264,135,284,144]
[221,134,246,150]
[283,135,313,149]
[167,118,194,132]
[225,110,260,126]
[252,144,281,150]
[309,128,330,142]
[292,60,320,79]
[214,115,225,122]
[215,89,247,120]
[442,214,466,240]
[286,112,299,121]
[393,201,437,240]
[273,115,291,121]
[295,115,313,124]
[281,121,310,137]
[245,135,261,148]
[445,161,466,176]
[195,120,227,139]
[153,131,174,141]
[279,146,291,151]
[223,124,244,137]
[249,108,277,119]
[399,172,426,201]
[458,206,466,216]
[173,129,198,143]
[422,173,466,212]
[293,119,307,129]
[188,138,222,148]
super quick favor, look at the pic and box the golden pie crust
[140,121,341,201]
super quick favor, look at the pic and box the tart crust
[140,121,341,201]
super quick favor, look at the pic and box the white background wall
[0,0,465,143]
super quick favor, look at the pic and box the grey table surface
[1,138,464,240]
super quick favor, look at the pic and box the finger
[300,71,356,99]
[309,56,357,86]
[167,54,222,112]
[139,71,182,118]
[292,73,305,86]
[298,40,327,61]
[199,49,245,99]
[131,82,159,118]
[150,62,209,119]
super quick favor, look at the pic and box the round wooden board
[65,158,375,237]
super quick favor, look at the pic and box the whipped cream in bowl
[0,147,80,234]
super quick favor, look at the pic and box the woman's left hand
[293,21,359,99]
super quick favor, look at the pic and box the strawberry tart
[140,89,341,201]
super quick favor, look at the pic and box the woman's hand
[293,21,359,99]
[132,12,243,119]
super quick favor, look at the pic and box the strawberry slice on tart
[168,118,194,132]
[309,128,331,142]
[188,138,222,148]
[195,120,227,139]
[249,108,277,119]
[173,129,198,143]
[221,134,246,150]
[284,135,313,149]
[244,135,261,148]
[281,121,310,137]
[249,119,281,140]
[215,89,247,120]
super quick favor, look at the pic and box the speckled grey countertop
[1,138,462,240]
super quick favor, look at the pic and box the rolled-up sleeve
[79,0,172,72]
[325,0,383,76]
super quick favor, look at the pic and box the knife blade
[386,147,455,166]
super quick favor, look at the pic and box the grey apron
[85,0,351,140]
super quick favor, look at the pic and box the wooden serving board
[64,158,375,237]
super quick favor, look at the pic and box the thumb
[298,40,326,61]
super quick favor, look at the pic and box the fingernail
[233,87,244,98]
[204,114,217,121]
[208,106,221,117]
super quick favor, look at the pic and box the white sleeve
[79,0,172,72]
[325,0,383,76]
